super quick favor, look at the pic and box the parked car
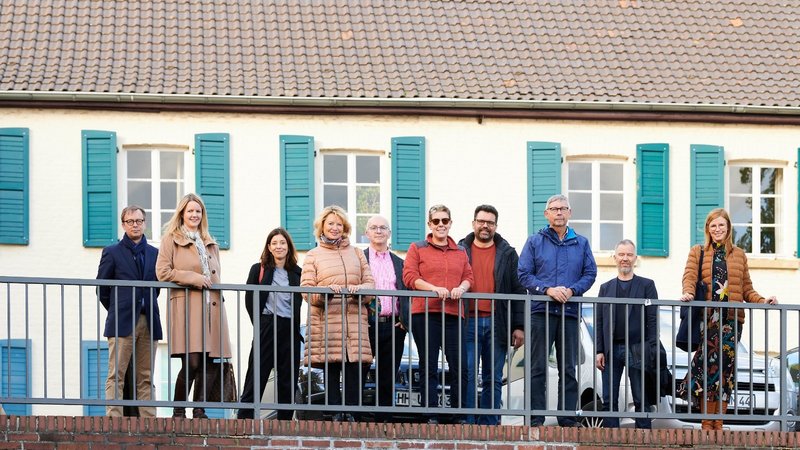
[584,304,797,431]
[787,346,800,431]
[500,317,604,427]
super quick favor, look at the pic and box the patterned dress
[687,243,739,404]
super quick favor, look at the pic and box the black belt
[376,315,398,323]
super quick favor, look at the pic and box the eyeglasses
[547,207,570,213]
[474,219,496,227]
[368,225,390,232]
[430,218,451,226]
[122,219,145,226]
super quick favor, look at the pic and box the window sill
[747,258,799,270]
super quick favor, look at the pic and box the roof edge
[2,91,800,115]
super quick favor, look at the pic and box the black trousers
[368,317,407,412]
[237,315,299,420]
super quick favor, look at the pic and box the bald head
[365,215,391,251]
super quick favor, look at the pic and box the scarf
[319,234,342,247]
[120,233,148,279]
[183,226,210,277]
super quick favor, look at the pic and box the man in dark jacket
[595,239,658,429]
[518,194,597,427]
[459,204,525,425]
[364,215,410,422]
[96,205,162,417]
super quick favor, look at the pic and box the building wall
[0,107,798,415]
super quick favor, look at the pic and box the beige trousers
[105,314,156,417]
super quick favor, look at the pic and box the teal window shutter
[637,143,670,256]
[391,136,426,251]
[527,142,561,235]
[195,133,231,249]
[81,341,108,416]
[0,339,31,415]
[690,145,724,245]
[280,135,315,251]
[0,128,29,245]
[797,148,799,258]
[82,130,118,247]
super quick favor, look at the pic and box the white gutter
[2,90,800,116]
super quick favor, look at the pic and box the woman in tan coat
[301,205,374,422]
[679,208,777,430]
[156,193,232,419]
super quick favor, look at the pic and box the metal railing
[0,276,797,430]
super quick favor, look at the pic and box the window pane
[127,151,151,178]
[161,212,172,229]
[356,186,380,214]
[569,193,591,220]
[733,226,752,253]
[144,211,153,240]
[760,198,775,225]
[599,193,622,220]
[128,181,151,208]
[568,163,591,190]
[729,167,751,194]
[324,185,347,209]
[760,168,779,194]
[355,215,370,244]
[356,155,380,183]
[730,196,752,224]
[161,181,181,210]
[599,163,622,191]
[760,227,775,254]
[599,223,622,251]
[160,151,183,179]
[324,155,347,183]
[570,222,591,248]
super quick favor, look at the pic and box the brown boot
[701,400,719,431]
[713,401,727,430]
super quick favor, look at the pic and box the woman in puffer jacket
[679,208,777,430]
[301,205,374,422]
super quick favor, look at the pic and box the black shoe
[333,413,355,423]
[192,408,208,419]
[560,422,582,428]
[427,417,439,425]
[172,407,186,418]
[529,419,543,427]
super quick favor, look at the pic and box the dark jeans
[237,315,300,420]
[529,312,578,426]
[368,316,407,419]
[601,342,651,428]
[411,312,466,422]
[326,361,370,416]
[464,316,506,425]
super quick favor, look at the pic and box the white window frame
[727,162,785,256]
[316,150,389,246]
[564,156,628,253]
[118,145,193,244]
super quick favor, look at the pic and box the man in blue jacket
[518,194,597,427]
[96,205,162,417]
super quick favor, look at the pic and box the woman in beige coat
[156,193,232,419]
[301,205,374,422]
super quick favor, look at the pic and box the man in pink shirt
[364,215,410,422]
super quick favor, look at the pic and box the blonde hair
[163,193,215,243]
[313,205,351,240]
[427,204,451,222]
[703,208,733,253]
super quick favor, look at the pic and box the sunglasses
[430,218,451,226]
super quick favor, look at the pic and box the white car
[501,318,603,426]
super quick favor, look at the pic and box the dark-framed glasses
[547,207,570,213]
[123,219,145,226]
[474,219,496,227]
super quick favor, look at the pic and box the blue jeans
[411,312,465,422]
[464,316,507,425]
[601,342,651,428]
[529,312,578,426]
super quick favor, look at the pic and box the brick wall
[0,416,798,449]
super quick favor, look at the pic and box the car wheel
[580,400,604,428]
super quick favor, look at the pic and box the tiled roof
[0,0,798,108]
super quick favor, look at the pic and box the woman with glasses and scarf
[402,204,474,424]
[156,193,232,419]
[301,205,374,423]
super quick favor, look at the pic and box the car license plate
[395,390,450,407]
[729,392,755,408]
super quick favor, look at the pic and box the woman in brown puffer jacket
[679,208,777,431]
[301,205,374,422]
